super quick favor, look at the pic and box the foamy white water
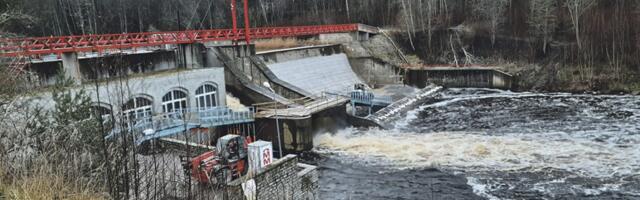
[315,89,640,199]
[315,128,639,178]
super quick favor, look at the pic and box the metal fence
[106,106,255,144]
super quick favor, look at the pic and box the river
[311,88,640,200]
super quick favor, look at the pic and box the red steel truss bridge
[0,24,379,58]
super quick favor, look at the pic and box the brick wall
[226,155,318,200]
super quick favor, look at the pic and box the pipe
[242,0,251,44]
[230,0,238,43]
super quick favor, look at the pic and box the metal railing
[350,91,375,104]
[106,106,255,142]
[1,24,360,57]
[175,107,255,126]
[253,92,349,118]
[350,90,393,106]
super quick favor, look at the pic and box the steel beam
[0,24,359,57]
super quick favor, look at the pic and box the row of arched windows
[92,83,219,120]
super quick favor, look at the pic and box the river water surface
[312,88,640,200]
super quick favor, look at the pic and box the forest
[1,0,639,92]
[1,1,640,199]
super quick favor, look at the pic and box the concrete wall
[492,70,513,89]
[27,45,216,86]
[317,32,356,44]
[349,57,403,87]
[29,61,62,85]
[255,104,347,153]
[210,45,297,106]
[405,68,513,90]
[256,45,342,64]
[29,50,181,85]
[255,117,313,153]
[266,53,364,95]
[226,155,318,200]
[28,67,227,114]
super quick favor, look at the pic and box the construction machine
[182,134,254,185]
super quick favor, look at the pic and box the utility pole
[274,98,283,158]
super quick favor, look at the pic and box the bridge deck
[367,85,443,128]
[255,94,349,119]
[106,107,255,144]
[0,24,377,57]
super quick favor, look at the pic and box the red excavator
[183,134,254,185]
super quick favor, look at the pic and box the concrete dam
[3,22,516,200]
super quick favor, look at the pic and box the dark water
[313,88,640,200]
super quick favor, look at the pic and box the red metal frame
[242,0,251,44]
[0,24,359,57]
[230,0,238,42]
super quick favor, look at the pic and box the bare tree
[564,0,596,50]
[529,0,557,54]
[401,0,416,50]
[472,0,509,46]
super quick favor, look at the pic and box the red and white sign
[248,141,273,173]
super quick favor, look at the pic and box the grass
[0,167,105,200]
[254,38,326,51]
[0,167,5,199]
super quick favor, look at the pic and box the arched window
[162,90,188,113]
[91,104,112,120]
[123,96,153,122]
[195,84,218,110]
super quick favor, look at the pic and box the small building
[21,44,257,146]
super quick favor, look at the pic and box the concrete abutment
[61,52,82,84]
[405,68,513,90]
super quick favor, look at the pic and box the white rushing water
[315,89,640,199]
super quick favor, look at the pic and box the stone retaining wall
[226,155,318,200]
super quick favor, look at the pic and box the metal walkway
[0,24,378,57]
[106,107,255,145]
[254,93,349,119]
[350,90,393,116]
[350,91,393,107]
[367,84,443,128]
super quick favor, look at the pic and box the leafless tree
[471,0,509,46]
[528,0,557,54]
[564,0,596,50]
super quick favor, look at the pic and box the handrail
[350,90,392,105]
[253,92,349,118]
[105,106,255,140]
[1,24,361,57]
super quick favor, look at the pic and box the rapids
[313,88,640,200]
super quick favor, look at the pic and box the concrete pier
[61,52,82,84]
[180,43,204,69]
[405,67,513,89]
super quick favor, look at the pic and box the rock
[632,90,640,95]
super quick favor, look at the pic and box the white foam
[315,128,640,178]
[317,89,640,198]
[467,177,501,200]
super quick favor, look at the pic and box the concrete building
[22,44,255,146]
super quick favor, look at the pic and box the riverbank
[386,30,640,95]
[493,60,640,95]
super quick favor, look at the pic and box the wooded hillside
[1,0,639,91]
